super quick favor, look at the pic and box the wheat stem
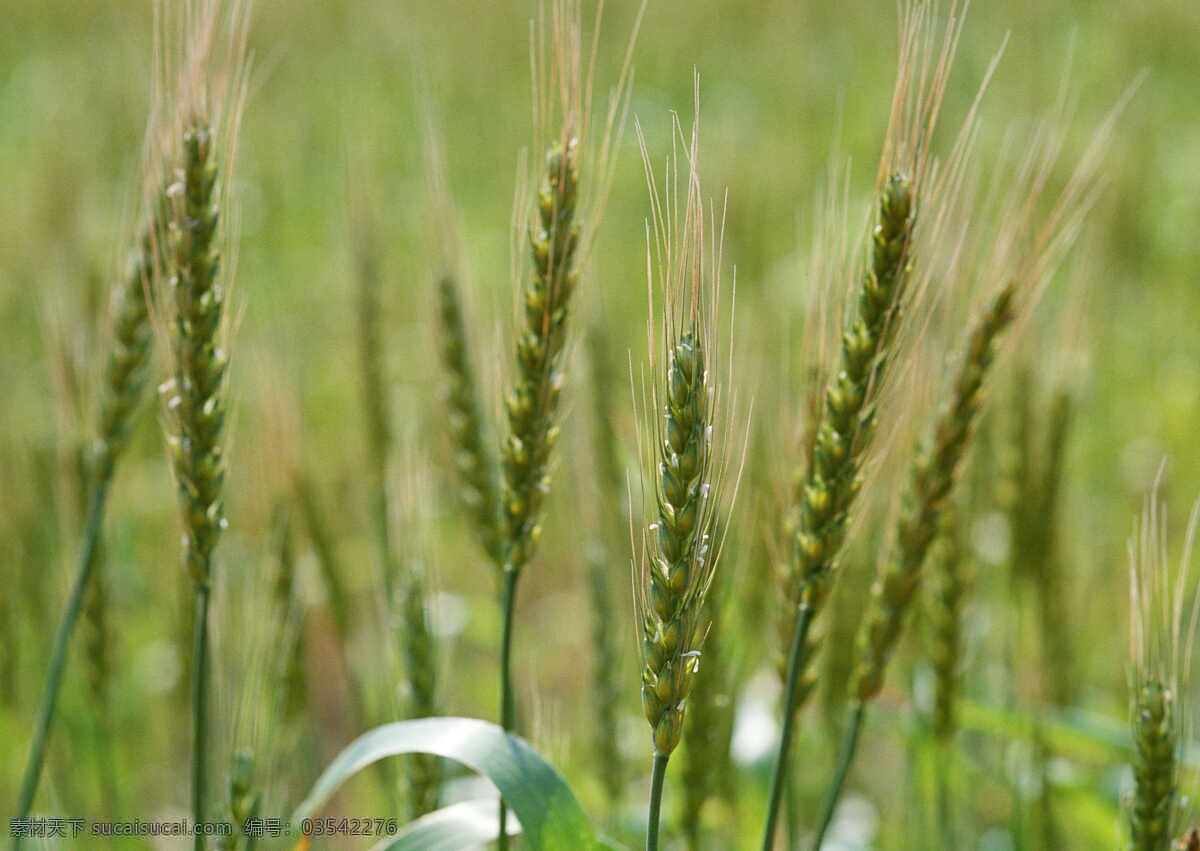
[495,138,582,846]
[191,586,212,849]
[646,752,670,851]
[498,568,520,850]
[761,602,813,851]
[293,474,398,802]
[13,204,159,837]
[812,700,866,850]
[13,461,113,848]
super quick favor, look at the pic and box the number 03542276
[299,817,400,837]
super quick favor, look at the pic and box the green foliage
[294,717,607,851]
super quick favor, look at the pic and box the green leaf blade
[294,716,599,851]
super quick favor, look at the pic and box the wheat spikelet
[215,750,260,851]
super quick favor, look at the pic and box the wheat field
[3,1,1200,849]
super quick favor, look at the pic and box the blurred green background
[2,0,1199,848]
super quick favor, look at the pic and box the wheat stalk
[13,78,168,851]
[153,3,250,840]
[811,282,1016,848]
[760,5,983,842]
[632,80,741,851]
[492,2,642,843]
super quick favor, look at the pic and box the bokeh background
[2,0,1200,848]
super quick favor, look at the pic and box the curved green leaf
[294,717,600,851]
[370,799,520,851]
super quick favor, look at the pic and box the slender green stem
[294,476,397,804]
[370,486,394,602]
[646,753,670,851]
[192,584,212,850]
[13,462,113,849]
[935,742,954,851]
[760,603,814,851]
[813,701,867,850]
[784,776,800,851]
[93,710,121,820]
[498,569,520,850]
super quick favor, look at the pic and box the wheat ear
[399,557,440,818]
[162,117,230,846]
[215,751,260,851]
[926,506,966,741]
[436,273,502,563]
[814,282,1017,849]
[585,323,626,813]
[353,209,399,598]
[633,82,739,851]
[762,175,915,851]
[13,168,162,845]
[1127,488,1200,851]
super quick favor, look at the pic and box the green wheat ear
[926,506,966,740]
[164,121,228,590]
[97,212,161,465]
[437,273,501,564]
[779,173,916,712]
[162,118,230,842]
[499,139,581,576]
[216,750,261,851]
[1127,491,1200,851]
[852,281,1016,702]
[1131,681,1176,851]
[640,330,713,757]
[398,545,440,818]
